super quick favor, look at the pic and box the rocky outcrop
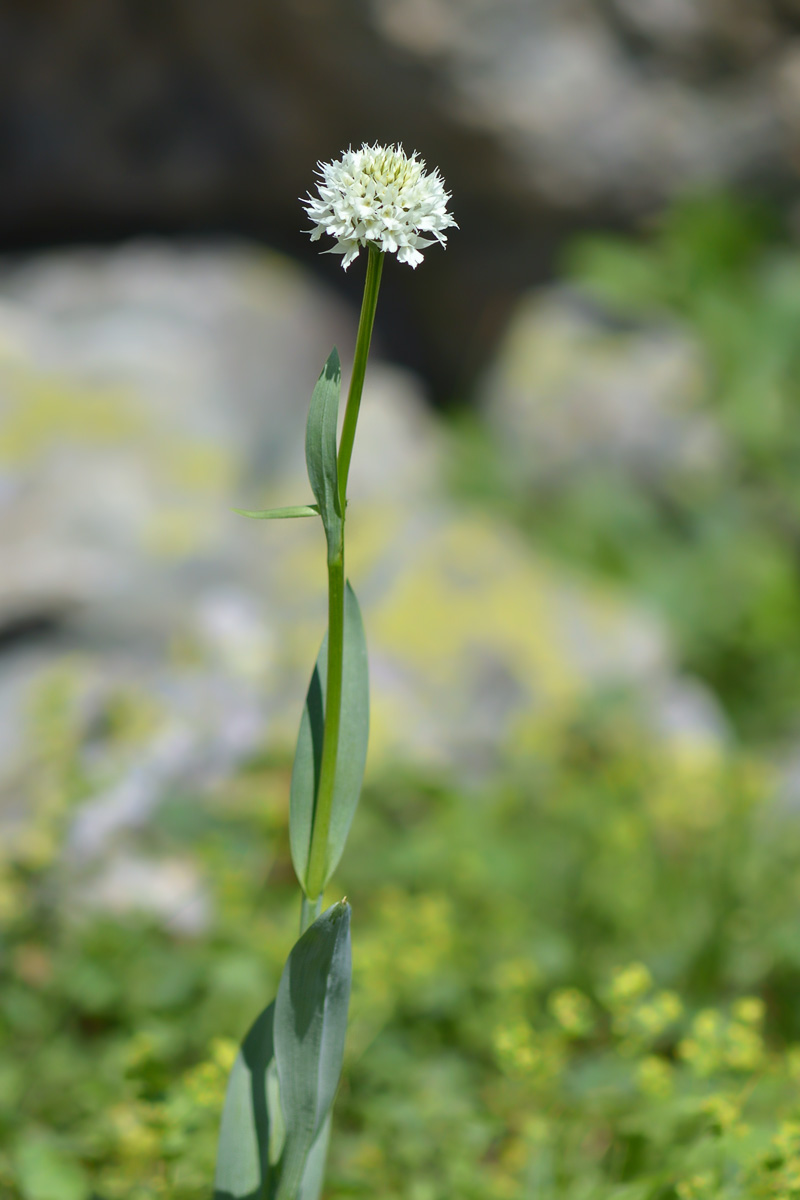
[0,243,725,885]
[1,1,799,394]
[2,0,798,240]
[479,287,723,489]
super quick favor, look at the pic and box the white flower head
[303,142,457,270]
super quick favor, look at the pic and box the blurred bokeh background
[4,3,800,1198]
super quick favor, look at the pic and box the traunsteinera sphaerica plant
[213,143,456,1200]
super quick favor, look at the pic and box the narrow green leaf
[289,581,369,892]
[305,348,342,548]
[273,902,351,1200]
[235,504,320,520]
[213,1002,276,1200]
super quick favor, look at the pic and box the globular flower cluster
[303,143,457,270]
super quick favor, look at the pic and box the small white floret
[303,143,457,270]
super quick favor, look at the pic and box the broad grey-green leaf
[289,582,369,893]
[305,349,342,550]
[213,1001,276,1200]
[297,1114,332,1200]
[273,902,351,1200]
[235,504,319,520]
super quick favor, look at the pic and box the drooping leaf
[273,902,351,1200]
[289,582,369,893]
[305,348,342,550]
[235,504,319,520]
[213,1002,277,1200]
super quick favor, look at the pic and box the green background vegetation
[5,198,800,1198]
[454,195,800,744]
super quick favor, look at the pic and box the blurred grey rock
[0,244,726,872]
[74,851,211,936]
[2,0,797,397]
[479,287,724,489]
[402,0,783,211]
[0,241,350,860]
[641,673,731,748]
[268,499,685,775]
[66,668,266,861]
[0,0,795,235]
[0,241,350,631]
[346,362,447,503]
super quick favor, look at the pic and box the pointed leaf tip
[324,346,340,379]
[305,349,343,542]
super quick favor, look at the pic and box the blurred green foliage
[4,198,800,1197]
[5,674,800,1197]
[456,195,800,742]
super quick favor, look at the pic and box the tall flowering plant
[213,144,456,1200]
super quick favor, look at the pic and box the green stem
[304,548,344,901]
[337,244,384,512]
[304,245,384,904]
[299,891,323,935]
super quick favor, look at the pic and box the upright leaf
[273,902,351,1200]
[305,349,342,550]
[289,582,369,893]
[297,1114,332,1200]
[214,1002,277,1200]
